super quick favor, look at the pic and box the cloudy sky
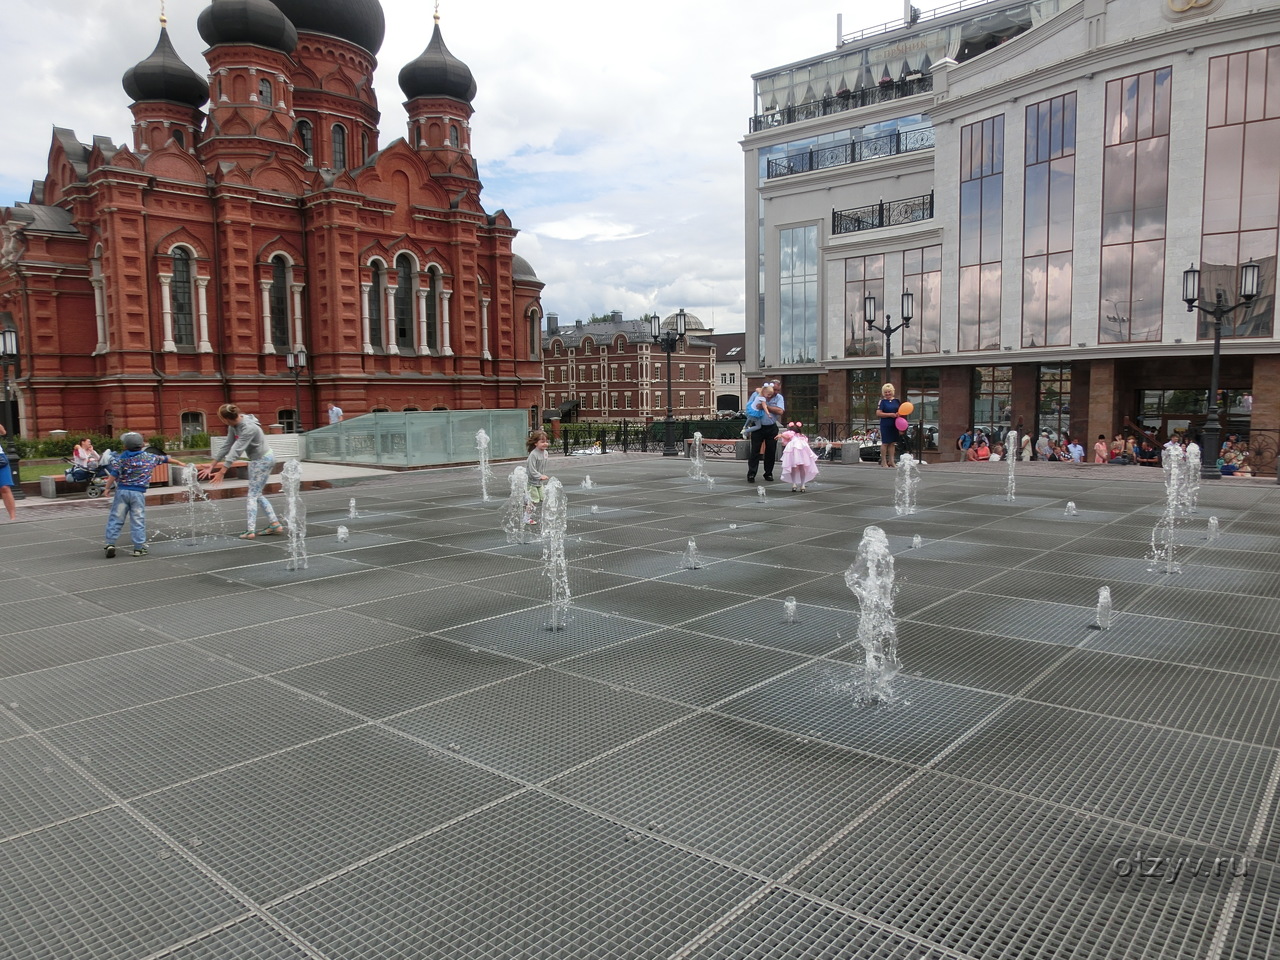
[0,0,909,332]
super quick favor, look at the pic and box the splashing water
[590,505,600,514]
[476,429,496,501]
[688,432,709,481]
[348,497,358,520]
[173,465,223,544]
[680,538,702,570]
[581,475,595,490]
[1148,444,1189,575]
[1207,516,1220,541]
[757,485,767,501]
[782,596,798,623]
[503,466,534,544]
[912,534,923,549]
[1065,501,1078,516]
[1185,443,1201,513]
[844,526,901,703]
[894,455,919,516]
[706,477,715,491]
[1005,432,1017,502]
[1096,586,1112,630]
[336,525,349,543]
[541,478,571,630]
[282,459,308,571]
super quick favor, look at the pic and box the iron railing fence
[749,76,934,133]
[833,191,935,235]
[766,127,935,179]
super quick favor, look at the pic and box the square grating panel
[684,889,955,960]
[1083,616,1280,679]
[134,725,519,901]
[0,643,255,730]
[933,699,1274,849]
[209,553,380,587]
[141,917,316,959]
[559,629,809,706]
[0,616,174,679]
[574,581,751,625]
[192,608,425,673]
[548,712,914,876]
[266,567,442,606]
[1229,857,1280,960]
[658,558,828,595]
[346,583,532,632]
[851,620,1074,695]
[434,606,659,663]
[0,807,247,960]
[910,595,1102,646]
[682,599,858,656]
[0,594,117,634]
[386,669,693,782]
[790,773,1240,960]
[273,636,533,718]
[1023,648,1280,746]
[716,662,1010,766]
[140,593,330,642]
[0,736,113,839]
[268,790,764,960]
[42,679,358,798]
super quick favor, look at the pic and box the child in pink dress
[779,422,820,492]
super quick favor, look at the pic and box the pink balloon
[895,416,908,431]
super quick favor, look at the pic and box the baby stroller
[63,449,114,498]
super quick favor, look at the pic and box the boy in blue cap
[103,432,185,557]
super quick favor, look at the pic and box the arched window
[173,129,185,148]
[171,248,196,346]
[425,268,440,353]
[259,78,272,103]
[298,120,313,161]
[270,255,290,349]
[368,261,385,349]
[361,132,369,164]
[332,124,347,170]
[394,254,416,350]
[449,124,460,147]
[180,411,206,440]
[529,309,541,358]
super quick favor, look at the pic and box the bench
[38,462,173,499]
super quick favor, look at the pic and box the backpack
[957,432,973,451]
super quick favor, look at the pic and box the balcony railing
[749,75,934,134]
[766,126,936,179]
[832,191,935,235]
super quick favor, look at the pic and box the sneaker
[104,544,116,559]
[132,547,149,557]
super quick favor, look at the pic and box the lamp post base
[1199,426,1221,481]
[662,417,679,457]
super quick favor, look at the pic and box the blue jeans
[105,489,147,547]
[245,453,279,530]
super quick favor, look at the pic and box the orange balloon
[897,401,914,417]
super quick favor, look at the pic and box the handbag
[0,446,8,467]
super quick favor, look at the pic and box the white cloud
[0,0,910,332]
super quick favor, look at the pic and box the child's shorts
[528,484,544,503]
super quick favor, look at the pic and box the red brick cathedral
[0,0,545,439]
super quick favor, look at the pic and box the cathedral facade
[0,0,545,440]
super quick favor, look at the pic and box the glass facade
[902,367,941,451]
[1199,45,1279,339]
[1100,67,1171,343]
[902,245,942,354]
[843,254,884,357]
[1023,93,1076,348]
[1037,363,1072,442]
[959,116,1004,352]
[779,225,819,364]
[782,374,819,429]
[849,370,883,435]
[971,365,1013,439]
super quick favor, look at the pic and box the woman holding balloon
[876,383,914,468]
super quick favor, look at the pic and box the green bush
[182,432,211,451]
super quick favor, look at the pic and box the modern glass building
[743,0,1280,463]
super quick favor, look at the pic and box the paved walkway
[1,452,1278,959]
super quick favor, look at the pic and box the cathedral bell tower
[398,9,478,180]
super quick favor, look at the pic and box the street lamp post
[864,291,914,384]
[1181,260,1261,480]
[0,327,24,500]
[650,309,687,457]
[1104,297,1143,335]
[285,347,307,432]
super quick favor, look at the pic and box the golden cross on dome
[160,0,167,26]
[434,2,441,24]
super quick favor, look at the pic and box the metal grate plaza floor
[2,455,1279,960]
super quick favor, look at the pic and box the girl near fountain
[523,431,552,524]
[198,404,283,540]
[779,422,819,493]
[876,383,902,468]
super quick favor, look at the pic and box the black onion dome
[123,26,210,107]
[398,23,476,103]
[512,255,538,281]
[197,0,298,54]
[268,0,385,55]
